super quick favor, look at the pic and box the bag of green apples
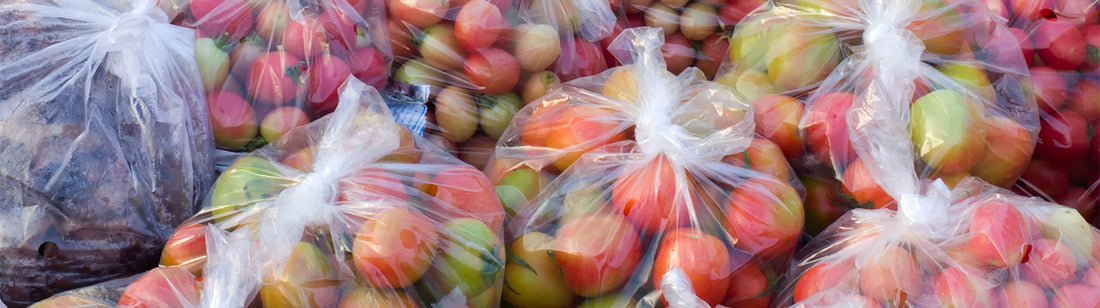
[383,0,618,169]
[716,0,1038,216]
[170,0,392,153]
[103,77,506,307]
[485,27,804,307]
[775,174,1100,307]
[0,0,214,305]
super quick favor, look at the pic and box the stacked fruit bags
[612,0,736,79]
[37,78,508,307]
[0,0,214,305]
[169,0,391,151]
[717,0,1037,222]
[995,0,1100,223]
[486,27,804,307]
[384,0,619,166]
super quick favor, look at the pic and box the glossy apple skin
[117,267,202,308]
[909,89,986,174]
[554,213,643,297]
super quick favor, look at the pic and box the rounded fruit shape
[433,86,478,143]
[967,199,1029,268]
[260,106,308,143]
[794,260,855,303]
[750,94,805,160]
[680,1,717,40]
[841,158,895,209]
[1021,238,1078,288]
[159,224,210,276]
[909,89,986,174]
[352,206,439,289]
[723,137,793,182]
[653,228,731,306]
[349,47,388,89]
[418,24,467,72]
[858,245,922,305]
[721,260,772,308]
[1051,284,1100,308]
[969,116,1034,187]
[247,51,303,106]
[645,2,680,35]
[513,24,562,72]
[307,55,351,115]
[117,267,201,308]
[997,280,1048,308]
[521,70,561,103]
[423,165,506,231]
[1035,19,1087,71]
[1018,158,1070,197]
[455,0,504,52]
[464,48,521,95]
[207,90,258,150]
[260,242,340,308]
[611,154,690,234]
[934,266,995,308]
[554,212,643,297]
[338,288,420,307]
[662,32,694,75]
[1029,66,1068,113]
[389,0,448,29]
[804,92,857,169]
[1036,110,1090,162]
[502,232,576,308]
[723,177,804,257]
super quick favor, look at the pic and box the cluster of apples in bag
[715,0,1038,232]
[41,79,508,308]
[984,0,1100,224]
[777,177,1100,308]
[383,0,627,166]
[170,0,390,151]
[485,27,805,308]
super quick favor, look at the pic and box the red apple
[1035,19,1087,71]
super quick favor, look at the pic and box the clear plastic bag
[487,27,804,307]
[0,0,214,305]
[716,0,1038,213]
[996,0,1100,227]
[170,0,393,152]
[92,77,507,307]
[383,0,618,168]
[777,177,1100,308]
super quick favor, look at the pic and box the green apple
[909,89,987,174]
[419,218,505,308]
[260,242,340,308]
[502,232,576,308]
[208,154,293,221]
[937,62,995,103]
[194,37,230,93]
[435,86,478,143]
[495,167,549,216]
[764,19,840,93]
[478,92,523,140]
[1042,208,1094,262]
[576,293,638,308]
[513,24,561,72]
[727,15,770,71]
[717,68,777,102]
[559,180,610,224]
[395,58,446,93]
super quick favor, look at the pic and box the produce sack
[776,176,1100,308]
[383,0,618,167]
[716,0,1037,215]
[486,27,804,307]
[101,77,506,307]
[990,0,1100,226]
[0,0,214,305]
[610,0,737,80]
[172,0,392,151]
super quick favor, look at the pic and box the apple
[348,47,388,90]
[1036,110,1090,162]
[645,2,680,35]
[718,0,764,26]
[206,90,258,150]
[1068,78,1100,122]
[259,242,339,308]
[859,245,922,305]
[1034,19,1087,71]
[513,24,562,72]
[394,58,445,93]
[541,104,628,171]
[1058,187,1098,220]
[909,89,987,174]
[337,288,420,307]
[464,48,521,95]
[247,51,303,106]
[841,157,895,209]
[194,37,230,93]
[662,32,695,75]
[434,86,478,143]
[306,54,351,115]
[417,24,466,71]
[937,62,996,103]
[764,19,841,93]
[717,68,777,101]
[1051,284,1100,308]
[1021,238,1078,287]
[521,70,561,103]
[934,266,995,308]
[419,218,505,308]
[159,224,210,276]
[455,0,504,52]
[352,206,438,289]
[502,232,576,308]
[554,212,642,297]
[723,177,804,257]
[1018,158,1071,197]
[30,294,113,308]
[552,37,607,82]
[479,92,523,140]
[388,18,419,60]
[969,116,1035,187]
[696,34,730,79]
[723,137,793,182]
[423,165,506,232]
[967,199,1029,268]
[254,2,290,42]
[803,92,857,169]
[907,0,966,55]
[750,94,805,160]
[997,280,1048,308]
[1041,207,1094,258]
[680,1,718,40]
[388,0,448,29]
[577,294,638,308]
[611,154,691,233]
[117,267,201,308]
[208,154,292,221]
[456,134,496,170]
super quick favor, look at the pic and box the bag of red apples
[777,175,1100,308]
[991,0,1100,226]
[0,0,215,305]
[166,0,392,152]
[717,0,1038,224]
[33,78,507,308]
[384,0,620,167]
[484,27,804,307]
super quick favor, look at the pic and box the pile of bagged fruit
[1,0,1099,306]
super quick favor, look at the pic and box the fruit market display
[0,0,215,305]
[36,78,507,307]
[715,0,1039,233]
[486,27,804,307]
[612,0,752,79]
[777,177,1100,308]
[170,0,391,151]
[996,0,1100,225]
[383,0,622,168]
